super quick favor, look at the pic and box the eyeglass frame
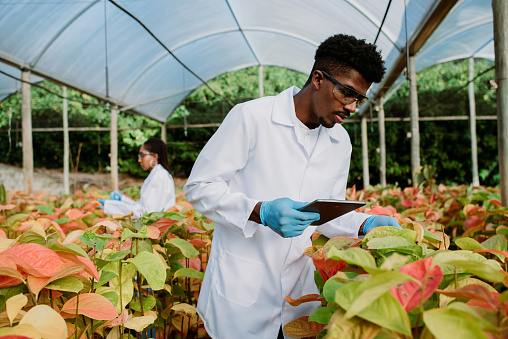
[319,70,369,108]
[138,152,155,160]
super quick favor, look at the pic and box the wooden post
[361,114,369,188]
[378,98,387,187]
[63,86,70,194]
[110,104,119,191]
[161,123,167,143]
[21,70,33,194]
[258,65,264,97]
[493,0,508,205]
[468,57,480,187]
[408,55,420,187]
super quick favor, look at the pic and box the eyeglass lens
[333,86,368,107]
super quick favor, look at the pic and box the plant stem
[75,292,80,339]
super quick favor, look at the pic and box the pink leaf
[390,257,443,312]
[61,293,118,320]
[3,244,64,277]
[57,252,100,281]
[187,226,206,234]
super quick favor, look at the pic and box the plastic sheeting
[0,0,495,122]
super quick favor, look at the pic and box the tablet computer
[298,199,366,225]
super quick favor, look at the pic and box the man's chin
[319,117,336,129]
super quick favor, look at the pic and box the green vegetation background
[0,59,498,188]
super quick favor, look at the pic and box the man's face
[313,69,371,128]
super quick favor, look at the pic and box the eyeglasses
[320,71,369,108]
[138,152,155,160]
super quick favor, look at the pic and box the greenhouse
[1,0,508,338]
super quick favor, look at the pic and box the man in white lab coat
[184,34,401,339]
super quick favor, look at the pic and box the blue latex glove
[110,190,123,201]
[259,198,320,238]
[97,199,105,210]
[363,215,402,234]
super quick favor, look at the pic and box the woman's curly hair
[306,34,386,85]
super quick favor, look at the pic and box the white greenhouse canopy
[0,0,495,122]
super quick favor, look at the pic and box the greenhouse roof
[0,0,495,122]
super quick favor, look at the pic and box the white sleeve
[317,152,369,238]
[103,199,145,218]
[183,105,258,237]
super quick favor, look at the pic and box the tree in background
[0,60,498,187]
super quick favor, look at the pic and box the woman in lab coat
[99,137,176,218]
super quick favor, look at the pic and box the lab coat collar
[272,86,342,143]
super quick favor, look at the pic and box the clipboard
[298,199,366,225]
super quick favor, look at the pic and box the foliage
[0,187,214,338]
[284,184,508,338]
[347,58,498,188]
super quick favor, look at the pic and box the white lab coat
[183,87,370,339]
[104,164,176,219]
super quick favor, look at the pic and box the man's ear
[312,70,324,90]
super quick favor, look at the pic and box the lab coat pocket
[216,250,265,307]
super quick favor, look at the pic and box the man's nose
[343,100,357,113]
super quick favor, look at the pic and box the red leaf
[390,257,443,312]
[436,284,498,310]
[57,252,100,281]
[366,206,396,216]
[0,336,33,339]
[473,248,508,259]
[146,226,160,239]
[283,316,325,338]
[3,243,64,277]
[152,218,179,235]
[187,226,206,234]
[67,209,84,220]
[61,293,118,320]
[285,294,321,307]
[464,215,483,229]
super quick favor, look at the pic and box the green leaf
[309,305,339,324]
[0,295,5,313]
[52,243,89,258]
[335,282,411,336]
[7,213,29,226]
[79,231,106,251]
[366,236,418,251]
[99,291,119,308]
[445,260,504,283]
[344,271,418,319]
[19,231,46,245]
[36,204,54,215]
[0,184,6,204]
[423,229,443,243]
[129,295,156,312]
[323,278,345,305]
[361,226,402,246]
[327,247,376,269]
[105,250,132,262]
[45,277,84,293]
[455,237,484,251]
[423,308,488,339]
[174,268,204,280]
[481,234,507,251]
[168,238,199,259]
[54,218,71,224]
[126,251,166,290]
[121,226,149,242]
[96,271,118,288]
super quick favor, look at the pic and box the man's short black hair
[305,34,386,86]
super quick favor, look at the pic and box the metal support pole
[21,70,33,194]
[161,122,167,143]
[258,65,264,97]
[63,86,70,194]
[468,57,480,187]
[378,98,387,187]
[110,104,119,191]
[493,0,508,204]
[361,115,369,188]
[408,55,420,187]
